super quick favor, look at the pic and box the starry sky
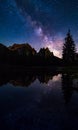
[0,0,78,57]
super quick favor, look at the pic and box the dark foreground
[0,67,78,130]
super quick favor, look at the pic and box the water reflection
[62,73,78,104]
[0,69,78,129]
[0,69,60,87]
[62,74,73,104]
[0,69,78,105]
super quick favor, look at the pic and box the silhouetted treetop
[62,30,76,64]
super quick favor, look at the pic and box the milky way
[0,0,78,57]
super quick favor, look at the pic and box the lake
[0,69,78,130]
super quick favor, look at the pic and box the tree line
[0,30,78,66]
[62,30,78,65]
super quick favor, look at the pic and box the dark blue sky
[0,0,78,57]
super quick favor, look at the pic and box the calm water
[0,70,78,130]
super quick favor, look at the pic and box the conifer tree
[62,30,76,64]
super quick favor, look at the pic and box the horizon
[0,0,78,58]
[1,31,77,58]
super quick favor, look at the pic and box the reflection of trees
[10,76,36,87]
[0,71,36,87]
[38,74,53,84]
[62,73,74,104]
[0,69,60,87]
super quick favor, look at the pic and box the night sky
[0,0,78,57]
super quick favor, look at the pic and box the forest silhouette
[0,30,78,67]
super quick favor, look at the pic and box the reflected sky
[0,73,78,129]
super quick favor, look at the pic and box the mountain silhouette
[0,43,62,66]
[8,43,36,56]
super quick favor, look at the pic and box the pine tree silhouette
[62,30,76,64]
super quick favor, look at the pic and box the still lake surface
[0,70,78,130]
